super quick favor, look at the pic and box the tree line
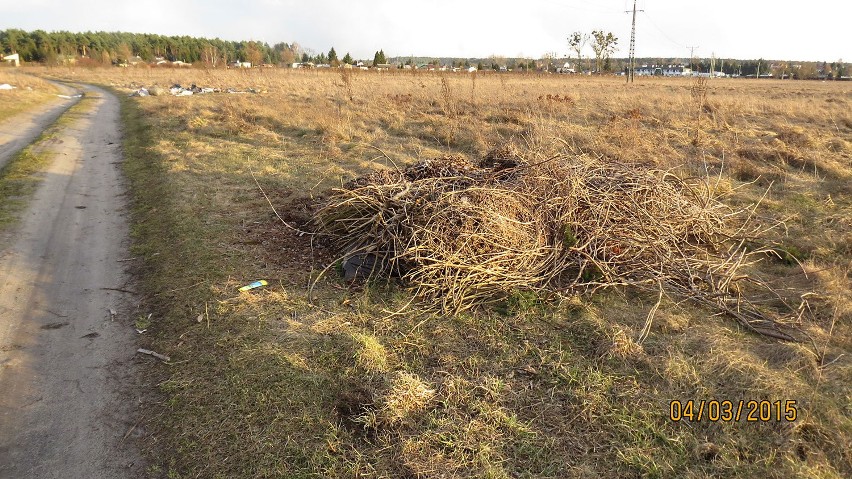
[2,28,844,79]
[0,28,302,66]
[0,28,383,68]
[696,58,847,79]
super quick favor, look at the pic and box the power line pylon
[626,0,644,83]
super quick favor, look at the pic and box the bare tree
[116,42,132,64]
[245,41,262,66]
[568,31,588,72]
[202,43,219,68]
[540,52,557,72]
[771,61,790,79]
[590,30,618,72]
[279,47,295,65]
[290,42,303,61]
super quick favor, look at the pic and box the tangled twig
[313,149,808,340]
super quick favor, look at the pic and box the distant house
[556,62,575,73]
[232,61,252,68]
[373,63,392,70]
[661,64,692,76]
[634,64,692,77]
[3,53,20,67]
[172,60,192,67]
[634,64,657,76]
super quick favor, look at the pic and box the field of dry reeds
[36,65,852,478]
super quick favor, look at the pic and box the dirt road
[0,84,144,477]
[0,81,80,170]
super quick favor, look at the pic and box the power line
[538,0,620,15]
[640,11,684,48]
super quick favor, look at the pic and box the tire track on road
[0,84,145,478]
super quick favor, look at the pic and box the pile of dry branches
[314,148,801,340]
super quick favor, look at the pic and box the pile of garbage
[313,147,803,340]
[1,83,38,93]
[129,83,260,97]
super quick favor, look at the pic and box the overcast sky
[1,0,849,62]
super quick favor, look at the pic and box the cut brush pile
[314,147,806,340]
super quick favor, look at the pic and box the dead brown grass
[0,67,59,122]
[42,65,852,478]
[315,151,808,343]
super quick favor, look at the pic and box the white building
[661,64,692,76]
[634,64,692,77]
[3,53,20,67]
[557,62,575,73]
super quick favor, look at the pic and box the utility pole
[686,45,699,72]
[626,0,644,83]
[710,52,715,79]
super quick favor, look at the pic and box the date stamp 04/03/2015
[669,400,798,423]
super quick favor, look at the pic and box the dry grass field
[0,68,58,122]
[40,66,852,478]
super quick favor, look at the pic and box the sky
[1,0,850,62]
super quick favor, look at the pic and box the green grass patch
[0,148,53,229]
[0,92,92,232]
